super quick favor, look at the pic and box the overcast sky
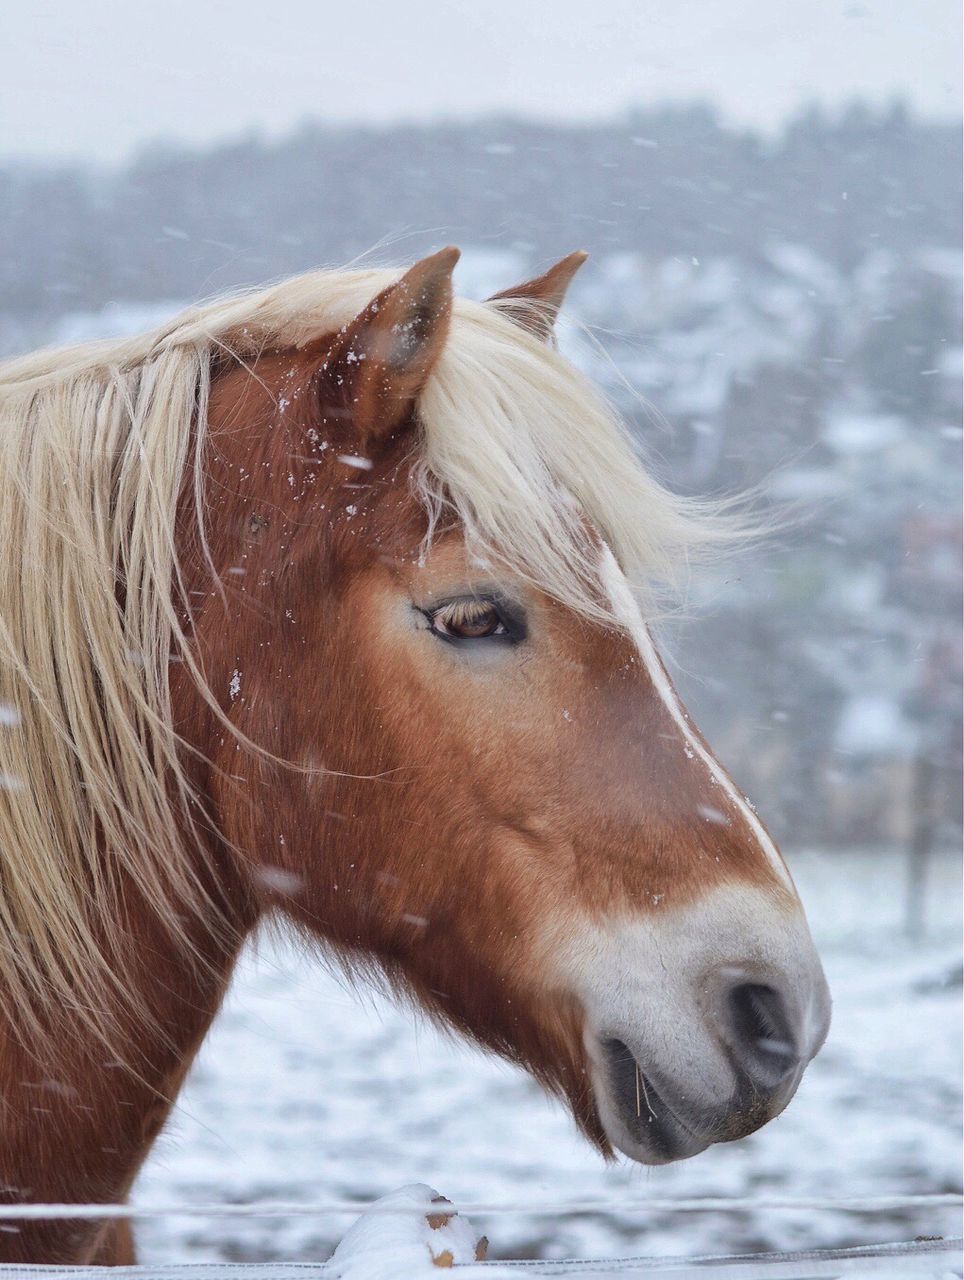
[2,0,960,163]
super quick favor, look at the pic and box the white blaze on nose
[597,544,794,892]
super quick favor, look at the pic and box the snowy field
[135,847,963,1266]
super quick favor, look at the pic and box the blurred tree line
[0,101,959,317]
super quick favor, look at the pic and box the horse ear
[319,246,460,447]
[487,251,588,340]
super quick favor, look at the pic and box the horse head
[192,248,831,1163]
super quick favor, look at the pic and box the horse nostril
[726,982,798,1089]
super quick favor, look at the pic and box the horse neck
[0,713,257,1266]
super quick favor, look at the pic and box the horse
[0,248,831,1265]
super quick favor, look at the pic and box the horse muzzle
[591,967,828,1162]
[559,885,832,1164]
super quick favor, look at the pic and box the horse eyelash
[434,599,498,628]
[417,595,527,644]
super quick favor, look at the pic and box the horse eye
[428,599,508,641]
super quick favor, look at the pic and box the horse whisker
[634,1063,658,1121]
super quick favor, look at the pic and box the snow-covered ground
[135,847,963,1266]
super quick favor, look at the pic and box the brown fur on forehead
[203,339,430,571]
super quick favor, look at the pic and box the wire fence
[0,1192,960,1221]
[2,1238,962,1278]
[2,1195,960,1277]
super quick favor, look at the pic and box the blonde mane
[0,266,732,1056]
